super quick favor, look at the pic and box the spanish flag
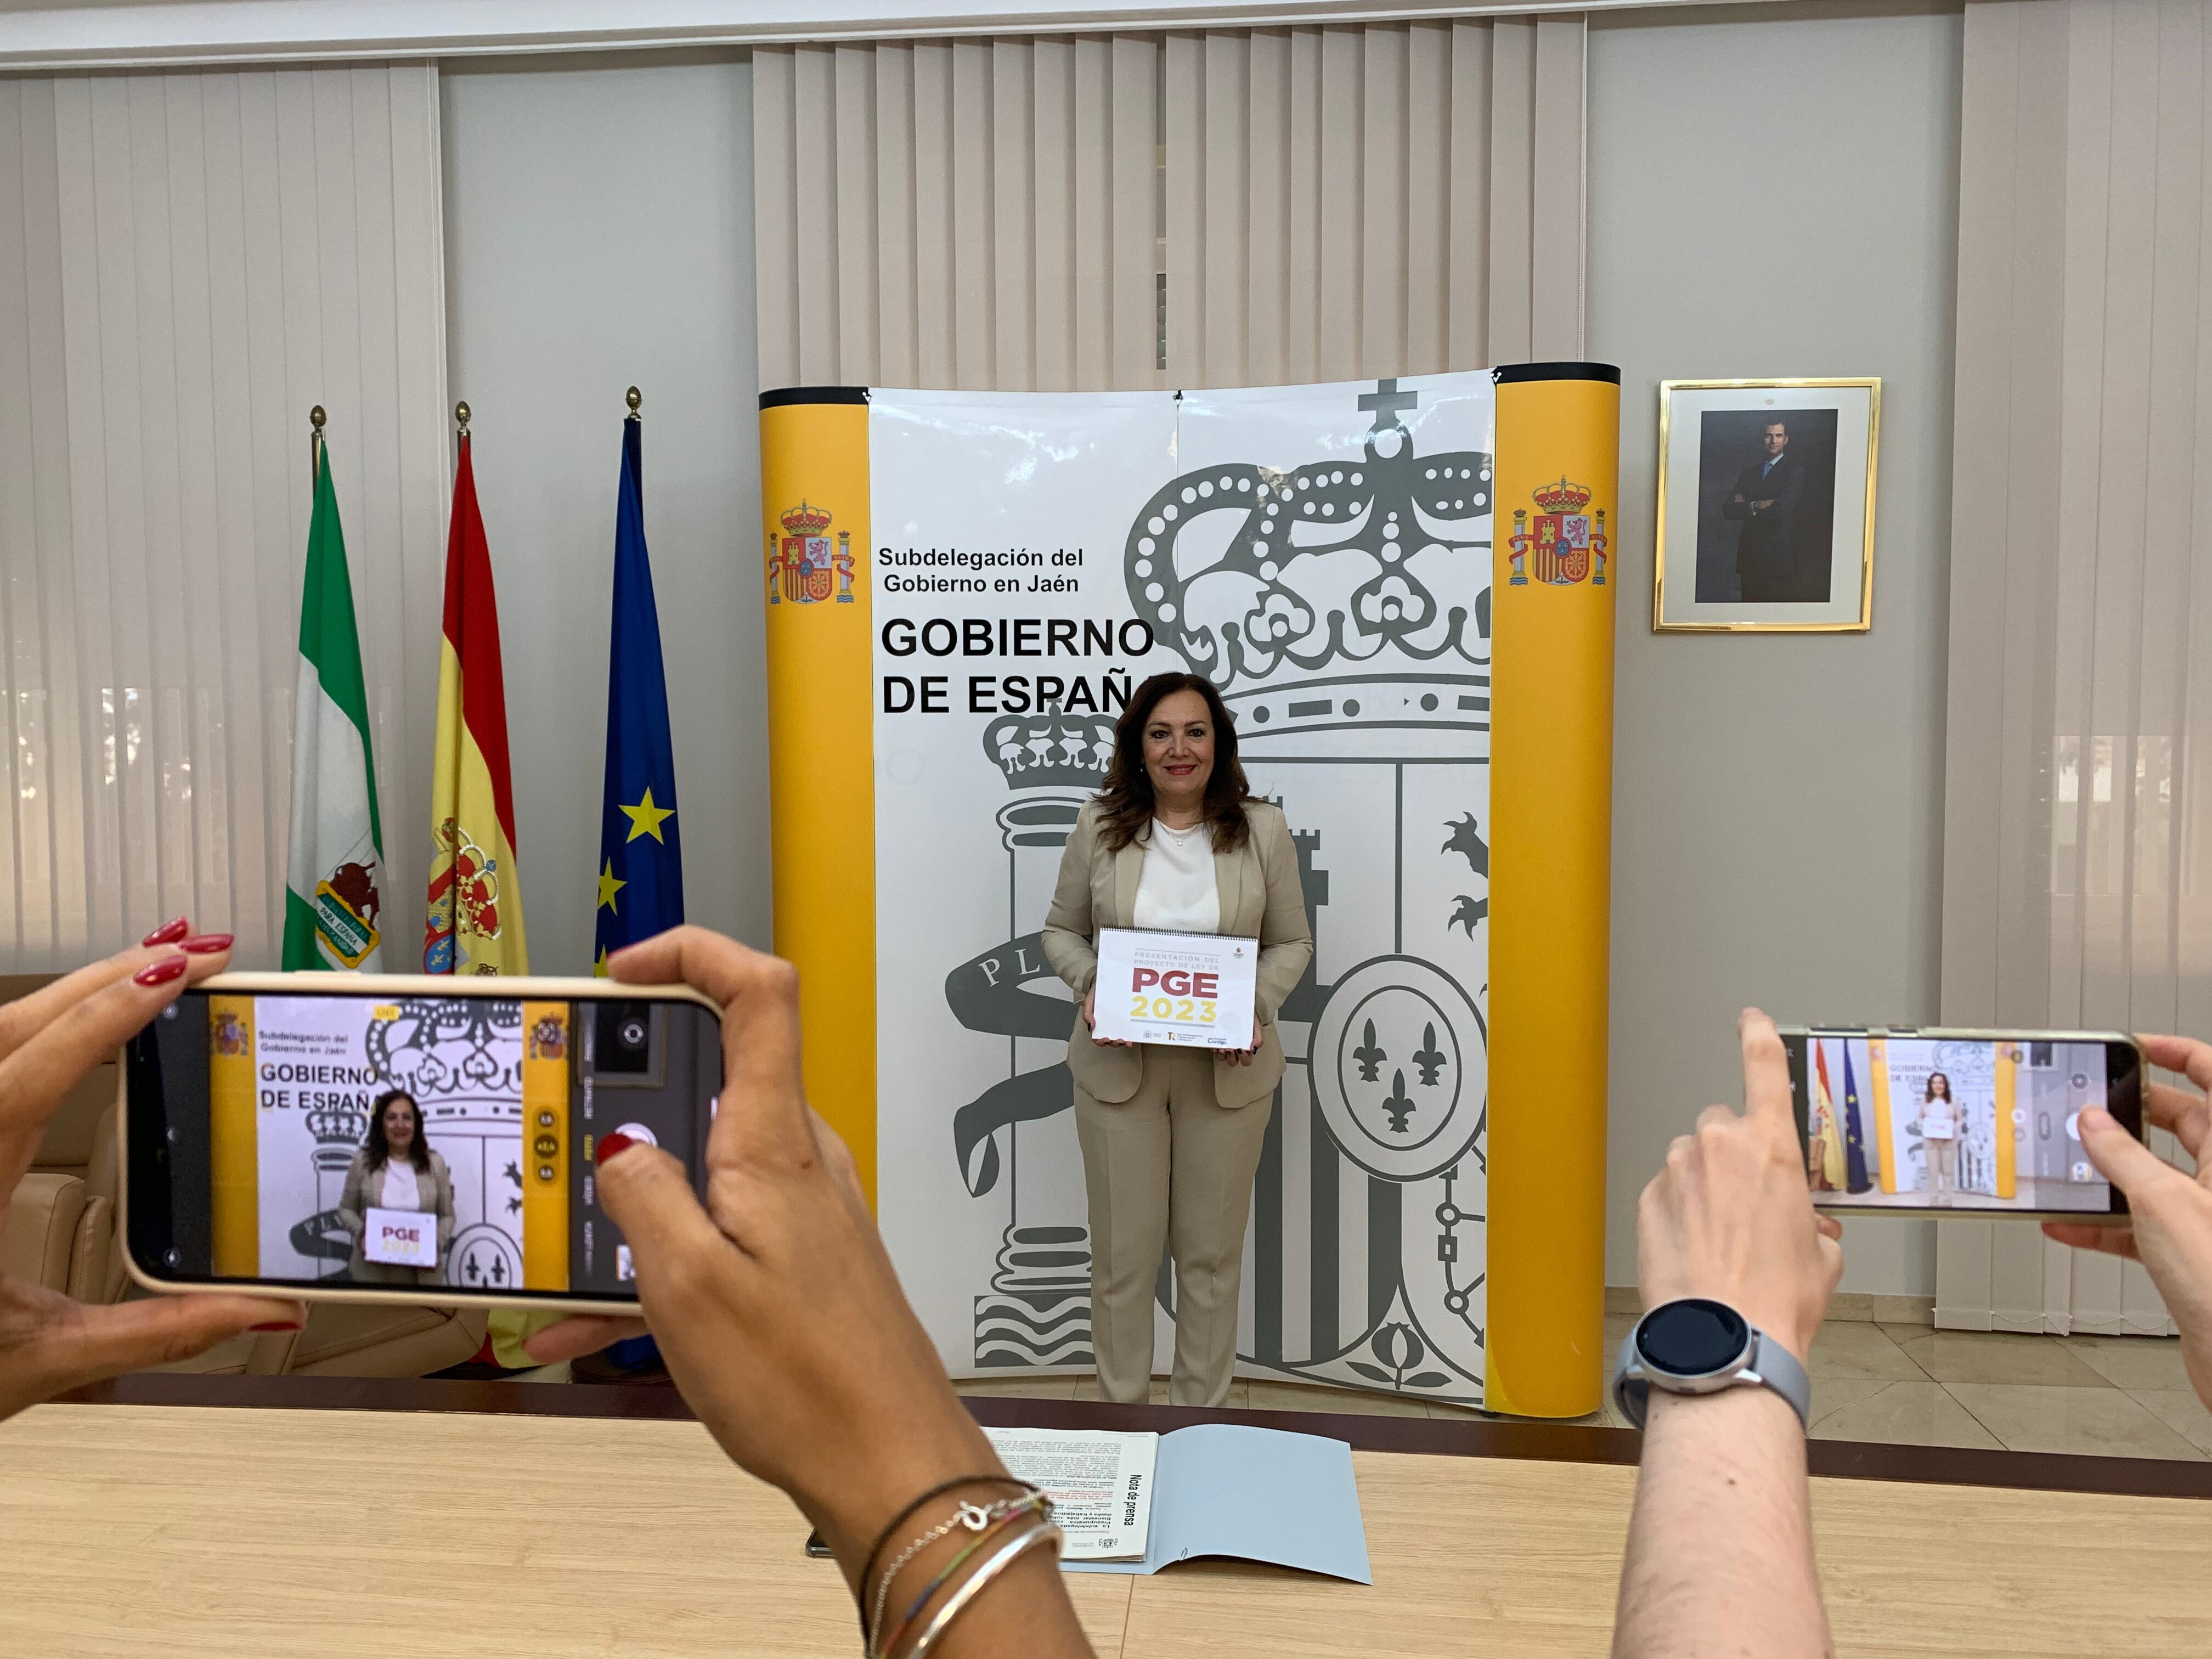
[423,427,528,976]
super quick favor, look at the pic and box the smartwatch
[1611,1298,1812,1432]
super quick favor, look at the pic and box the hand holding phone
[0,936,300,1423]
[540,928,1012,1596]
[1637,1011,1843,1363]
[2043,1034,2212,1408]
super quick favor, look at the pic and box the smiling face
[1142,688,1216,819]
[1927,1073,1951,1102]
[382,1097,419,1155]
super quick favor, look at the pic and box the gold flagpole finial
[310,404,326,433]
[455,400,471,432]
[309,404,325,476]
[626,385,642,416]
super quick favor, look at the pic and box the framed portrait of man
[1652,378,1879,632]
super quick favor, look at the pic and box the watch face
[1635,1299,1751,1379]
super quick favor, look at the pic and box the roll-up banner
[760,368,1618,1415]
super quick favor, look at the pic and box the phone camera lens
[593,1001,655,1075]
[162,1248,182,1270]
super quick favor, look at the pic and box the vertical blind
[1938,0,2211,1335]
[0,64,448,969]
[753,18,1588,392]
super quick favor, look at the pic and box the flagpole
[309,403,325,483]
[455,399,471,461]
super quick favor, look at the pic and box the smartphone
[1778,1026,2144,1220]
[122,973,720,1313]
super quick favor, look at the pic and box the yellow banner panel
[208,995,258,1277]
[521,1001,570,1290]
[759,392,878,1206]
[1871,1039,1898,1194]
[1486,365,1620,1419]
[1995,1043,2017,1199]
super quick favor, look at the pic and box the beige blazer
[1042,797,1314,1109]
[336,1147,456,1285]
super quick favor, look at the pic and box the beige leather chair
[2,972,487,1376]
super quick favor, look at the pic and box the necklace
[1155,815,1203,840]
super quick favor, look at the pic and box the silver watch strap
[1612,1322,1813,1432]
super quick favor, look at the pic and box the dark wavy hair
[365,1089,431,1172]
[1923,1073,1952,1103]
[1094,672,1251,854]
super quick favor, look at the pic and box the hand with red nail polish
[523,927,1092,1659]
[179,933,234,955]
[0,931,293,1422]
[142,917,190,947]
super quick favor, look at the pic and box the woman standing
[1042,672,1313,1407]
[1919,1072,1959,1206]
[338,1090,457,1284]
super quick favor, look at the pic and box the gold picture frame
[1653,377,1880,633]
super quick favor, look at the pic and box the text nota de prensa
[877,546,1085,595]
[879,613,1156,717]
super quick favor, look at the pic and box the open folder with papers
[983,1423,1372,1583]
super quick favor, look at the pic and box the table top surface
[3,1376,2209,1658]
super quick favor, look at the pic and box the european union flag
[592,415,684,969]
[1841,1042,1872,1195]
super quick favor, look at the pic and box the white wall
[440,52,769,972]
[1589,1,1964,1295]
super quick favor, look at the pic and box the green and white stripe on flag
[282,444,386,972]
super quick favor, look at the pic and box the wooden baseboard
[1607,1286,1934,1326]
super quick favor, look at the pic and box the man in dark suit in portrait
[1721,417,1807,601]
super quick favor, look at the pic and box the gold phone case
[1786,1025,2143,1224]
[120,970,719,1317]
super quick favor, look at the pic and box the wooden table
[2,1378,2208,1657]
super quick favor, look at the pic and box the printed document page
[1090,928,1259,1048]
[983,1427,1159,1562]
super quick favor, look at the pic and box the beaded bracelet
[902,1519,1064,1659]
[870,1494,1055,1659]
[866,1490,1049,1648]
[856,1474,1035,1641]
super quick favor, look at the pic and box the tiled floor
[951,1318,2212,1461]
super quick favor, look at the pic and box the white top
[1132,818,1221,934]
[381,1158,421,1210]
[1921,1100,1958,1139]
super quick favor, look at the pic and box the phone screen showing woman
[126,989,718,1299]
[1781,1029,2139,1215]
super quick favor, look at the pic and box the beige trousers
[1074,1044,1276,1407]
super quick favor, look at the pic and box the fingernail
[179,932,234,955]
[249,1320,302,1333]
[595,1131,635,1164]
[142,917,190,946]
[133,955,189,987]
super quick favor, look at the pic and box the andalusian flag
[283,442,386,972]
[424,430,528,975]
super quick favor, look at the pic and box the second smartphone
[1778,1026,2143,1221]
[122,973,721,1314]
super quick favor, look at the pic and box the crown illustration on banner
[984,704,1119,792]
[1531,477,1592,514]
[364,997,523,1105]
[1125,379,1491,691]
[307,1104,370,1147]
[779,500,833,535]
